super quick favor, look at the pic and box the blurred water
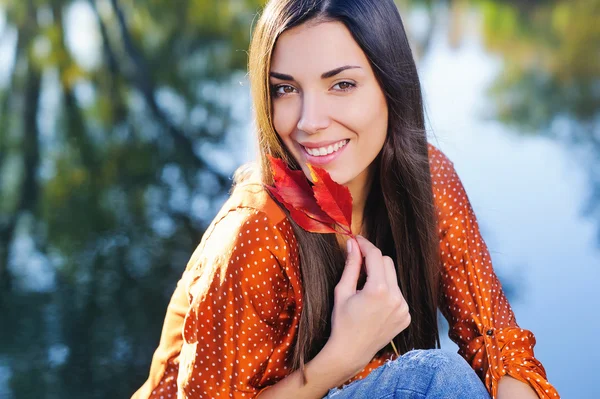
[0,357,11,399]
[235,5,600,398]
[0,1,597,397]
[418,10,600,399]
[227,6,600,397]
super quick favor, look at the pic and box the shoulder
[204,181,293,246]
[427,142,471,220]
[427,142,467,195]
[184,182,298,278]
[229,182,289,226]
[182,186,300,320]
[427,142,456,183]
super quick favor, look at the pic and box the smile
[299,139,350,166]
[301,139,350,156]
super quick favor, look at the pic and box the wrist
[318,341,366,384]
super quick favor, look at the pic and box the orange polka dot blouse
[132,144,559,399]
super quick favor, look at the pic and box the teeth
[304,140,348,157]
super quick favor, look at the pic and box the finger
[355,235,386,287]
[335,237,362,300]
[382,256,400,293]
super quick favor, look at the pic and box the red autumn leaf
[267,156,336,225]
[267,187,338,234]
[266,155,353,237]
[308,164,353,236]
[266,156,398,357]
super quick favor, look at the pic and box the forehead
[270,21,370,75]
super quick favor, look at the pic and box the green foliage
[478,0,600,240]
[478,0,600,129]
[0,0,596,397]
[0,0,262,397]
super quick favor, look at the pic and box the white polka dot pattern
[132,145,558,399]
[174,206,302,398]
[428,144,559,398]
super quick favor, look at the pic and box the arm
[498,375,539,399]
[428,145,559,399]
[259,234,414,399]
[177,208,299,398]
[256,342,360,399]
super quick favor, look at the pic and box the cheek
[367,98,388,144]
[272,101,299,140]
[338,87,388,142]
[363,87,388,130]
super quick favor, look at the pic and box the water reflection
[403,0,600,245]
[400,1,599,397]
[0,0,597,397]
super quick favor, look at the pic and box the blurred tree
[0,0,262,397]
[408,0,600,242]
[2,0,594,397]
[476,0,600,241]
[478,0,599,128]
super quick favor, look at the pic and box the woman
[133,0,558,398]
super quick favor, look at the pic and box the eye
[271,84,297,97]
[332,81,356,92]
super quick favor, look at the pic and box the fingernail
[346,239,352,254]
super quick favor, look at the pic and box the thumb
[335,237,362,299]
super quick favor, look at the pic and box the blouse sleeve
[177,207,294,398]
[429,146,559,398]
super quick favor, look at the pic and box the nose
[296,93,331,134]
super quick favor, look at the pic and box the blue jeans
[324,349,491,399]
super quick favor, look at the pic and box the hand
[326,235,411,374]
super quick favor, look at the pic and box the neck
[345,166,374,237]
[336,172,370,252]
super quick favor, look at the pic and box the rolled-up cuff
[462,324,559,398]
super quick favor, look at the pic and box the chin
[298,159,352,187]
[326,169,352,187]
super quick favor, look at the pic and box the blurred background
[0,0,598,397]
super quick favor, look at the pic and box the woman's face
[269,20,388,193]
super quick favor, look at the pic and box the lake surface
[235,4,600,398]
[0,1,597,397]
[417,11,600,398]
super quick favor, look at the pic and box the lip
[297,139,349,166]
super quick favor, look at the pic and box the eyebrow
[269,65,362,81]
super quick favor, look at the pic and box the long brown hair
[242,0,441,377]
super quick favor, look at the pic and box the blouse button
[486,329,494,336]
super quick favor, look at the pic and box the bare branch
[104,0,230,188]
[0,0,42,293]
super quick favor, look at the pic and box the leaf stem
[390,340,399,357]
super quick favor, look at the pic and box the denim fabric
[324,349,491,399]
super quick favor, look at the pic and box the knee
[391,349,477,385]
[400,349,471,373]
[401,350,489,398]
